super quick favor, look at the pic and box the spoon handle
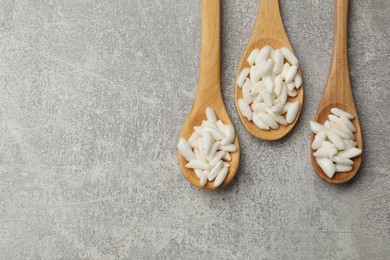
[198,0,221,94]
[320,0,354,109]
[254,0,288,43]
[330,0,350,83]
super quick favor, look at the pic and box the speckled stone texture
[0,0,389,259]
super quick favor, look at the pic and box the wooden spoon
[178,0,240,190]
[311,0,362,184]
[234,0,304,141]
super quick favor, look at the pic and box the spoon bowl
[178,0,240,190]
[311,103,362,184]
[178,104,240,190]
[234,0,304,141]
[311,0,363,184]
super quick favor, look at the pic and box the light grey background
[0,0,389,259]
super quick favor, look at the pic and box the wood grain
[311,0,363,184]
[177,0,240,190]
[234,0,304,141]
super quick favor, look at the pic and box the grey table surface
[0,0,389,259]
